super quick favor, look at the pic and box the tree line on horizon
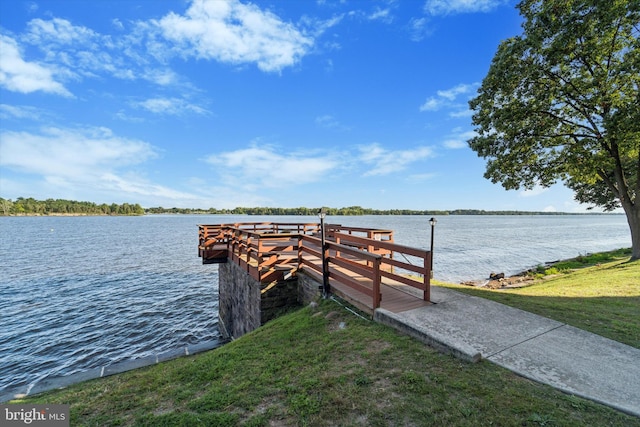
[0,197,610,217]
[0,197,144,216]
[146,205,587,216]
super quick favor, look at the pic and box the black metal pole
[429,217,436,279]
[319,209,329,297]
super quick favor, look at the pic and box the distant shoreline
[1,211,623,217]
[3,213,143,217]
[1,197,624,216]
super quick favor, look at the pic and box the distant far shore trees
[0,197,144,216]
[0,198,611,217]
[145,205,590,216]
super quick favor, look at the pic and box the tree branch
[541,68,604,137]
[597,168,621,200]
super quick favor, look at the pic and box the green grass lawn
[10,249,640,426]
[435,248,640,349]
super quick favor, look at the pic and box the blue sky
[0,0,594,211]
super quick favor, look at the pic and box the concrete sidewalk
[374,285,640,417]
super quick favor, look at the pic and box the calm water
[0,214,631,393]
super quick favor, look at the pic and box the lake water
[0,214,631,393]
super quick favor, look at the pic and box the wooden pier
[198,222,432,315]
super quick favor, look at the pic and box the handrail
[328,231,430,301]
[199,222,320,236]
[298,235,383,308]
[198,222,431,309]
[326,224,393,242]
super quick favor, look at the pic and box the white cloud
[519,184,549,198]
[25,17,101,46]
[324,58,334,73]
[408,172,436,182]
[298,14,344,39]
[206,141,434,192]
[543,205,557,213]
[114,110,145,123]
[5,0,324,99]
[359,143,434,176]
[443,129,475,149]
[112,18,124,31]
[368,7,393,23]
[420,82,478,113]
[442,139,467,149]
[156,0,314,72]
[0,104,42,120]
[142,68,179,86]
[204,144,336,189]
[98,172,200,200]
[0,126,199,204]
[0,126,157,178]
[419,97,442,112]
[424,0,507,16]
[449,108,474,118]
[409,17,431,42]
[135,97,210,115]
[316,114,338,127]
[437,83,473,100]
[18,17,183,88]
[315,114,350,130]
[0,34,71,96]
[21,18,134,82]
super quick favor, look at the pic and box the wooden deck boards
[330,280,430,315]
[300,258,430,315]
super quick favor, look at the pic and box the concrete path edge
[374,308,482,363]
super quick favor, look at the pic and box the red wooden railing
[198,222,431,308]
[297,234,384,307]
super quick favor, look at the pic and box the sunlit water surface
[0,214,630,392]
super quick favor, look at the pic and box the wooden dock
[198,222,432,316]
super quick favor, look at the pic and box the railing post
[318,209,330,297]
[246,233,251,273]
[323,243,330,296]
[257,237,264,281]
[424,251,431,302]
[231,228,242,264]
[373,257,382,308]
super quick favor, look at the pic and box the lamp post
[429,217,437,279]
[318,208,329,297]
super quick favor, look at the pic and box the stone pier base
[219,263,322,340]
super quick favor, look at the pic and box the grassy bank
[11,249,640,426]
[436,248,640,349]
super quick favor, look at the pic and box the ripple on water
[0,214,630,392]
[0,216,220,392]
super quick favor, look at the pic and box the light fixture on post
[429,217,437,279]
[318,208,329,297]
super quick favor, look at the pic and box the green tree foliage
[0,197,144,216]
[145,206,582,216]
[0,198,605,217]
[469,0,640,258]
